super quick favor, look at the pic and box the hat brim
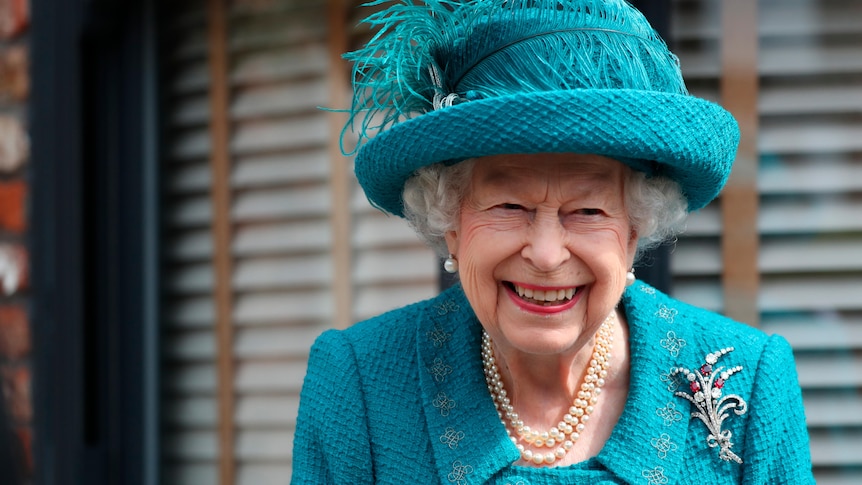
[354,89,739,216]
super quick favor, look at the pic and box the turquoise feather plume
[344,0,687,152]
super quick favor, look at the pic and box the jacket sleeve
[741,334,815,484]
[291,329,374,485]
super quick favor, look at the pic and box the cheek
[453,217,513,322]
[579,226,634,280]
[457,229,502,291]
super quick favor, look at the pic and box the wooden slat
[206,0,236,483]
[758,155,862,194]
[354,282,440,322]
[802,390,862,427]
[812,470,862,485]
[720,0,760,326]
[233,291,333,325]
[237,465,294,485]
[672,237,862,275]
[809,429,862,466]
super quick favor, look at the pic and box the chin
[500,325,586,356]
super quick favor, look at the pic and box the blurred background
[1,0,860,483]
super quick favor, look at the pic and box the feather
[343,0,687,153]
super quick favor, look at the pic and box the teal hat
[345,0,740,216]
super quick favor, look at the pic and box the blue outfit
[292,281,814,484]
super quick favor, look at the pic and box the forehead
[471,153,626,189]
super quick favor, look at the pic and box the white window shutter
[159,1,438,483]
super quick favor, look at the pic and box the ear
[444,229,460,256]
[626,226,639,269]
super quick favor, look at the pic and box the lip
[504,281,582,315]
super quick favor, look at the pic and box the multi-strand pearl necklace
[481,313,615,466]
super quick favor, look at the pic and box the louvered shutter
[671,1,862,481]
[159,1,438,483]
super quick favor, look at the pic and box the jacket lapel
[597,282,689,484]
[417,285,519,484]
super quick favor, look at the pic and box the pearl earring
[443,254,459,274]
[625,268,636,286]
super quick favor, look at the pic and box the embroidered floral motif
[650,433,678,459]
[641,466,669,484]
[436,300,460,316]
[660,331,686,357]
[659,368,683,392]
[427,326,451,348]
[433,391,457,417]
[428,357,453,382]
[440,427,465,449]
[671,348,748,464]
[640,285,656,295]
[504,481,526,485]
[447,460,474,485]
[656,401,683,426]
[655,305,678,324]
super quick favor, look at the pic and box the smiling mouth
[506,282,580,306]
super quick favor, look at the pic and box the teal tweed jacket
[292,281,814,484]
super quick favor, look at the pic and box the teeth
[512,284,576,303]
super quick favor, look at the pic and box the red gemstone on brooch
[690,381,701,392]
[714,378,725,389]
[700,364,712,376]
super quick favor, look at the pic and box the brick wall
[0,0,31,479]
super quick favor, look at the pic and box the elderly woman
[292,1,814,484]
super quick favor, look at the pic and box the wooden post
[206,0,236,483]
[720,0,760,326]
[327,0,354,330]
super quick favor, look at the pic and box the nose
[521,212,571,271]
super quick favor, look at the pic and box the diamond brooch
[670,348,748,464]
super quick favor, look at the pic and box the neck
[495,310,623,407]
[482,309,630,466]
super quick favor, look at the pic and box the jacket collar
[417,282,690,484]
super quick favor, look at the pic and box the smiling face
[445,153,638,357]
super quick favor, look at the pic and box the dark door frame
[29,0,161,483]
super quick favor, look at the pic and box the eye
[498,203,526,211]
[576,208,603,216]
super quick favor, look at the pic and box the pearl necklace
[481,313,615,466]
